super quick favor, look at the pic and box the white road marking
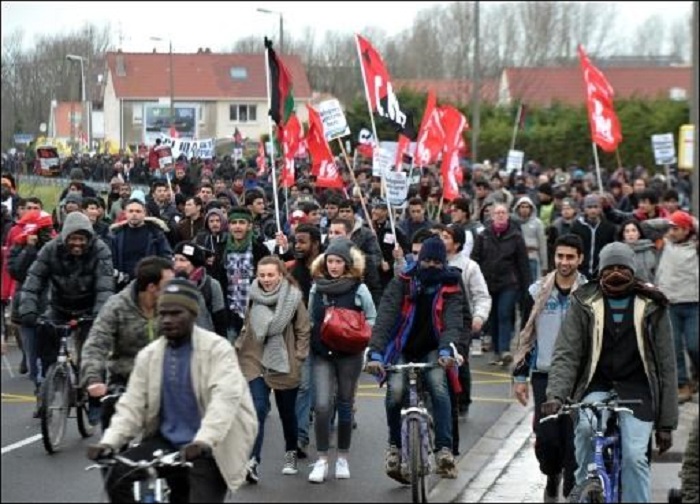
[1,434,42,455]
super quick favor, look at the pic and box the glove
[180,441,212,461]
[20,313,37,327]
[541,398,563,417]
[365,352,384,376]
[86,443,113,461]
[655,430,673,455]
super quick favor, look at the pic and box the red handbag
[320,306,371,354]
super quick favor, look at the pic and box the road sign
[13,133,34,144]
[651,133,677,166]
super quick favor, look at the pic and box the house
[47,101,105,146]
[396,65,692,108]
[102,49,312,148]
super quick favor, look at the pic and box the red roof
[396,78,500,105]
[105,51,312,100]
[504,66,692,106]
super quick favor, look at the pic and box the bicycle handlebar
[384,362,437,373]
[539,399,642,424]
[38,316,96,330]
[85,449,192,472]
[100,386,126,404]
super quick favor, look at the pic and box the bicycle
[37,316,96,453]
[540,393,642,503]
[385,362,437,504]
[86,449,193,503]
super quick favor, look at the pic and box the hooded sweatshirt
[513,196,548,271]
[656,237,699,304]
[627,239,658,284]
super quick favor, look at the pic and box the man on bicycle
[512,234,587,501]
[19,211,114,422]
[366,236,464,482]
[80,256,175,430]
[86,278,258,502]
[543,242,678,502]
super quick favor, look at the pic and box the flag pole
[510,102,522,151]
[355,33,396,235]
[338,139,378,240]
[615,148,623,170]
[263,44,282,235]
[591,142,604,194]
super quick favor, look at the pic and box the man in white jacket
[86,278,258,502]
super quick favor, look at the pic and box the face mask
[600,268,635,297]
[417,266,443,286]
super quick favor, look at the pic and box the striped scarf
[226,248,254,318]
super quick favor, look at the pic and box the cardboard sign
[506,149,524,173]
[651,133,676,166]
[156,145,173,171]
[319,99,351,141]
[372,148,393,177]
[161,137,214,159]
[384,171,409,206]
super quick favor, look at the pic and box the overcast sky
[1,1,693,53]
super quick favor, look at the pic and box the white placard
[678,125,694,170]
[161,137,214,159]
[372,148,393,177]
[384,171,409,206]
[319,99,351,141]
[651,133,676,166]
[506,149,524,173]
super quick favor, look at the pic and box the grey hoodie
[513,196,548,272]
[60,211,95,242]
[656,237,699,303]
[627,239,658,284]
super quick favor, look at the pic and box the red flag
[265,37,295,127]
[394,134,410,171]
[306,105,344,188]
[356,34,416,139]
[415,90,445,167]
[578,45,622,152]
[256,140,266,176]
[439,106,469,201]
[279,113,303,188]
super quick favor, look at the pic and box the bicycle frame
[400,366,434,476]
[588,409,622,503]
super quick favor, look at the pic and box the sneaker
[335,457,350,479]
[489,354,502,366]
[385,445,410,484]
[308,458,328,484]
[544,472,561,503]
[500,352,513,367]
[282,450,298,475]
[678,384,692,404]
[435,447,457,479]
[19,359,28,375]
[245,458,259,484]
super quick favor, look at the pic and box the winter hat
[325,237,355,267]
[129,189,147,205]
[69,167,84,181]
[173,241,206,268]
[204,207,228,229]
[289,209,308,225]
[60,211,94,242]
[537,183,553,197]
[158,278,200,316]
[64,193,83,207]
[583,194,601,208]
[668,210,694,230]
[598,242,636,275]
[418,236,447,266]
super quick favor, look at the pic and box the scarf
[226,230,253,253]
[600,269,635,298]
[189,266,205,285]
[247,278,302,373]
[314,276,359,296]
[514,270,586,367]
[493,220,508,235]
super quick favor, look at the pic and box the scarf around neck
[226,230,253,253]
[314,276,359,296]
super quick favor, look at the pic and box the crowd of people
[0,149,697,502]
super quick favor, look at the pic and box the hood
[310,244,366,280]
[205,207,228,232]
[514,196,536,220]
[60,211,94,242]
[629,238,655,252]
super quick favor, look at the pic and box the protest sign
[372,147,393,177]
[506,149,524,173]
[319,99,351,141]
[651,133,676,166]
[384,171,409,206]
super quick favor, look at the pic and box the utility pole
[470,1,481,165]
[692,1,698,216]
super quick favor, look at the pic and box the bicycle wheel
[40,363,71,454]
[408,418,425,504]
[75,388,95,439]
[568,478,605,503]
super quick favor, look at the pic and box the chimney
[205,48,211,54]
[197,48,202,54]
[116,54,126,77]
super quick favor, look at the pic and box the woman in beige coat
[236,256,311,484]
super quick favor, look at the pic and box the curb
[429,402,533,503]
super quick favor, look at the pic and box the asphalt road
[1,344,516,503]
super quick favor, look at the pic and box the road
[1,344,517,503]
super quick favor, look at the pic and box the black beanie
[173,241,206,268]
[418,236,447,266]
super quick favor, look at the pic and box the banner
[372,148,393,177]
[384,171,409,206]
[161,137,214,159]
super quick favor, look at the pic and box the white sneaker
[308,458,329,483]
[335,457,350,479]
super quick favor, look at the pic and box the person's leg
[669,304,688,387]
[532,373,561,474]
[448,377,460,455]
[561,412,578,497]
[248,377,271,464]
[274,387,300,454]
[186,457,228,503]
[296,354,313,452]
[385,354,407,448]
[20,325,40,387]
[458,359,471,414]
[489,291,502,357]
[680,303,699,385]
[312,355,334,455]
[497,289,518,359]
[334,353,363,454]
[573,391,610,485]
[618,412,654,502]
[423,351,453,452]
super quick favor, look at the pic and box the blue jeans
[20,325,42,388]
[386,350,452,451]
[669,303,699,386]
[574,391,653,503]
[296,354,314,447]
[248,377,299,463]
[488,288,518,355]
[529,258,541,281]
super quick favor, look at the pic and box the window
[133,103,143,124]
[229,104,257,123]
[230,66,248,80]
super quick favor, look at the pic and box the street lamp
[257,8,284,53]
[66,54,90,149]
[150,37,175,133]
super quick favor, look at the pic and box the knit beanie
[418,236,447,266]
[583,194,601,208]
[325,237,355,267]
[598,242,636,275]
[158,278,200,315]
[173,241,206,268]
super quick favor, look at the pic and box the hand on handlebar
[437,356,455,369]
[541,398,563,417]
[655,430,673,455]
[87,383,108,398]
[86,443,113,461]
[180,441,212,461]
[365,360,384,376]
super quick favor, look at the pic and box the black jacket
[471,221,531,295]
[570,216,618,279]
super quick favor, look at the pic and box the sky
[1,1,694,54]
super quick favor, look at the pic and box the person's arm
[545,298,587,402]
[80,295,118,388]
[8,243,38,283]
[465,261,492,328]
[537,221,548,272]
[367,278,402,355]
[438,289,465,352]
[654,306,679,431]
[292,299,311,360]
[208,279,228,337]
[356,283,377,326]
[18,244,52,322]
[92,242,115,315]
